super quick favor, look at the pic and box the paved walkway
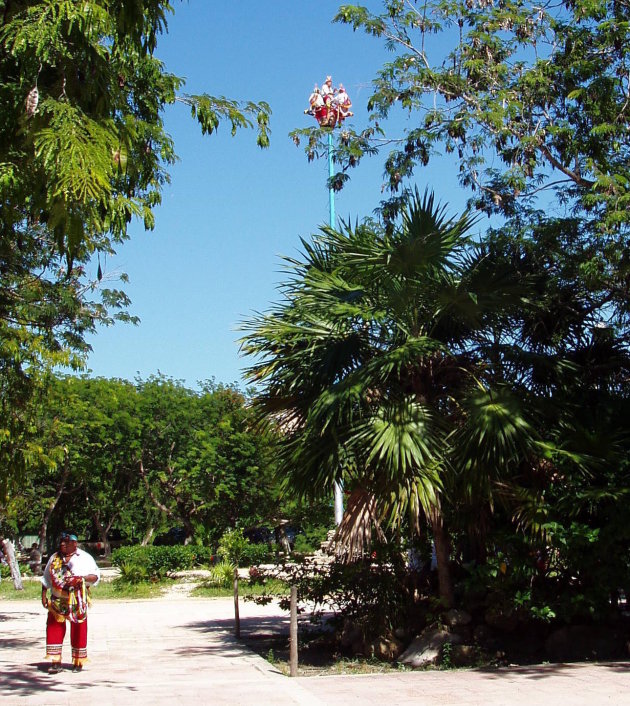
[1,596,630,705]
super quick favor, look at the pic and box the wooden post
[289,584,298,677]
[233,566,240,638]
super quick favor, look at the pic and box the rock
[451,624,472,642]
[365,636,405,661]
[545,625,625,662]
[340,620,363,648]
[448,644,478,667]
[398,627,462,668]
[473,623,501,650]
[351,639,365,656]
[484,603,518,632]
[393,626,409,641]
[444,609,472,627]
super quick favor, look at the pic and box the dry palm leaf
[331,487,386,562]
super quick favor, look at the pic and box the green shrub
[217,528,249,565]
[0,562,31,578]
[111,545,215,579]
[250,542,413,644]
[216,528,275,566]
[293,525,329,555]
[208,560,235,588]
[240,541,274,566]
[117,561,149,585]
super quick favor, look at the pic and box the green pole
[328,131,335,228]
[328,129,343,525]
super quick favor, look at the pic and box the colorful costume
[335,85,353,121]
[321,75,334,98]
[41,546,100,668]
[305,76,353,128]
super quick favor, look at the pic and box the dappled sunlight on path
[1,596,630,705]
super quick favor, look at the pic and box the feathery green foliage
[0,1,271,492]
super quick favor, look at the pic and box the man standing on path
[41,531,100,674]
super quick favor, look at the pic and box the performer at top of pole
[304,75,353,128]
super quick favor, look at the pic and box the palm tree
[241,190,539,608]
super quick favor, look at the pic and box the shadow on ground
[181,612,343,672]
[0,663,141,698]
[476,661,630,681]
[183,614,630,678]
[183,614,291,637]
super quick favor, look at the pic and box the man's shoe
[72,664,83,673]
[48,663,62,674]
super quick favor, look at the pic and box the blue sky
[84,1,470,389]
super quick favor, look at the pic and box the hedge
[111,545,215,578]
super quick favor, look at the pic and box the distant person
[334,84,353,121]
[29,543,42,576]
[0,541,6,582]
[41,531,100,674]
[304,84,324,116]
[321,74,334,97]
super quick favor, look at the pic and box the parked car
[80,529,127,555]
[153,527,187,546]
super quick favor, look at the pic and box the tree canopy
[3,374,286,551]
[275,0,630,616]
[292,0,630,309]
[0,1,271,491]
[242,183,630,615]
[331,1,629,216]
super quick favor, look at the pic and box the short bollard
[290,584,298,676]
[233,566,240,638]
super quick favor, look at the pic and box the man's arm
[75,549,100,586]
[40,554,54,607]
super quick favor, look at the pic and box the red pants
[45,612,88,666]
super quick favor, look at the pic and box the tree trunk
[1,538,23,590]
[98,524,111,557]
[92,512,115,557]
[429,506,454,609]
[174,504,195,545]
[141,527,155,546]
[38,453,70,553]
[233,566,240,638]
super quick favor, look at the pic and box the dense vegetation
[0,374,329,554]
[244,0,630,656]
[0,0,270,496]
[3,0,630,667]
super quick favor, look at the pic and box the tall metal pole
[328,132,335,228]
[328,131,344,527]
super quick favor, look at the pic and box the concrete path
[1,596,630,705]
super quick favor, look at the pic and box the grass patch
[0,579,42,600]
[0,577,172,601]
[94,579,171,600]
[191,578,289,598]
[325,657,408,675]
[0,576,285,601]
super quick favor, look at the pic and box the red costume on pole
[304,75,353,128]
